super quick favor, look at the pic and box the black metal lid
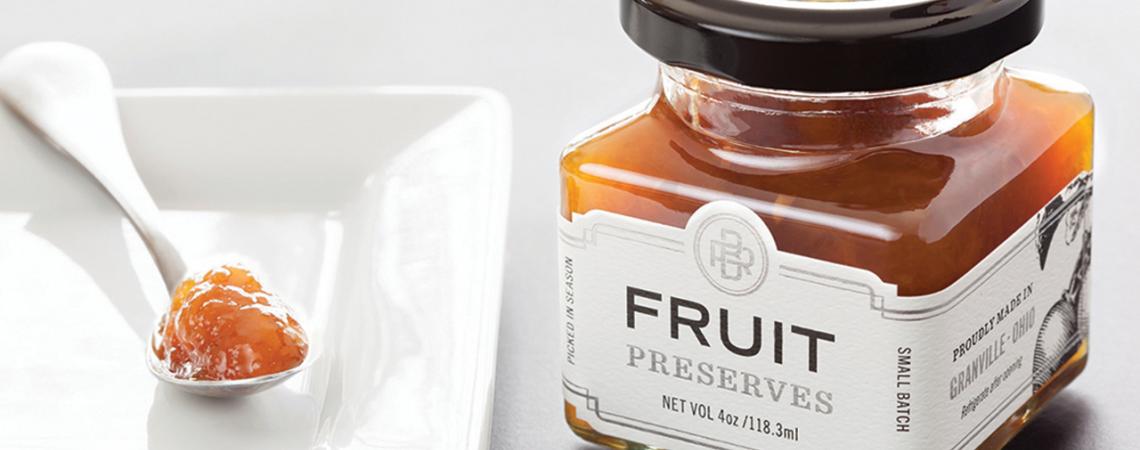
[621,0,1043,92]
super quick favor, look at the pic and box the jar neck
[660,61,1008,151]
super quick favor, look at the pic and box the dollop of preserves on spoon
[151,265,308,381]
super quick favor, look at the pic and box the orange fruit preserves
[151,265,308,381]
[561,71,1093,296]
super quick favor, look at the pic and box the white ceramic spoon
[0,42,311,397]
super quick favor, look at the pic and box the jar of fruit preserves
[558,1,1093,448]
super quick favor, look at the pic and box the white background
[0,2,1134,448]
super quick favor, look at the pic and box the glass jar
[559,1,1092,449]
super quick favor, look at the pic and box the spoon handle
[66,136,189,292]
[0,43,187,291]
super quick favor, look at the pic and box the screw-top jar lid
[621,0,1042,92]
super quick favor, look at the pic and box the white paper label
[559,173,1091,449]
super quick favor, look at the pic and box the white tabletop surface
[0,2,1135,449]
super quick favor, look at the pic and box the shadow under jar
[559,1,1093,449]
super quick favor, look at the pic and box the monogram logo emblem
[708,229,755,281]
[694,213,768,295]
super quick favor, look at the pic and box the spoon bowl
[145,315,318,398]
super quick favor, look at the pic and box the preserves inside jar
[151,265,309,381]
[560,68,1093,449]
[562,69,1093,296]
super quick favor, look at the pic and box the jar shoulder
[560,74,1093,294]
[562,73,1093,233]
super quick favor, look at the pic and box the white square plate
[0,87,511,449]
